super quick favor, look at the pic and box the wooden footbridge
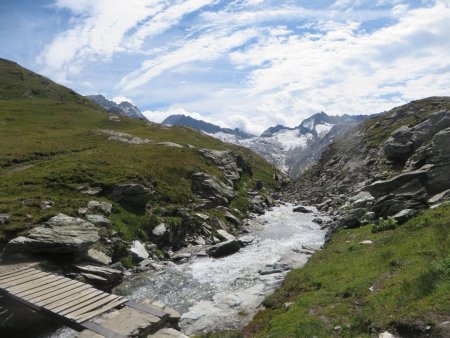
[0,265,169,338]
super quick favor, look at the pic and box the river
[50,203,326,337]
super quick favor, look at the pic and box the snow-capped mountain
[161,112,368,177]
[162,114,255,139]
[86,95,146,120]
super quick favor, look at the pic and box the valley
[0,58,449,338]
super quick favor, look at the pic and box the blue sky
[1,0,450,134]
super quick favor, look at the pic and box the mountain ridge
[86,94,147,120]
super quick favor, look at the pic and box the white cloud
[37,0,215,81]
[119,28,258,91]
[112,96,133,104]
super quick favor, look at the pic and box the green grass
[245,203,450,337]
[0,59,277,246]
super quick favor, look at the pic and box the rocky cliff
[286,96,450,235]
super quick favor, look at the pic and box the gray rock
[199,149,242,185]
[172,252,192,261]
[364,211,376,222]
[157,141,183,148]
[130,240,149,262]
[152,223,167,236]
[217,229,235,241]
[392,209,417,224]
[359,240,373,245]
[224,211,240,225]
[238,235,255,246]
[194,236,206,246]
[351,191,374,208]
[75,264,123,285]
[86,214,111,227]
[99,129,151,144]
[207,240,241,257]
[4,214,99,253]
[84,248,112,265]
[87,201,112,216]
[312,218,323,225]
[80,186,102,195]
[40,200,55,210]
[191,172,235,206]
[0,214,9,225]
[110,184,153,209]
[293,206,313,213]
[152,328,189,338]
[428,189,450,204]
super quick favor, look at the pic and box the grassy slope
[0,59,276,243]
[245,204,450,337]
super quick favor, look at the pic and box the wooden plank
[66,294,121,319]
[0,266,34,280]
[125,300,169,318]
[81,321,127,338]
[6,275,64,294]
[19,278,80,301]
[58,293,111,316]
[0,268,40,282]
[0,270,46,286]
[45,288,102,311]
[75,298,128,323]
[36,284,95,307]
[28,283,92,304]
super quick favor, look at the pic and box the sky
[1,0,450,135]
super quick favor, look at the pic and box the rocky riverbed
[114,203,326,336]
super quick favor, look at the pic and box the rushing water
[49,203,326,337]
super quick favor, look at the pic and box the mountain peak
[86,94,145,120]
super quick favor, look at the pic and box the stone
[130,240,149,262]
[238,235,255,246]
[157,141,183,148]
[207,240,241,257]
[110,184,153,209]
[172,252,192,261]
[293,206,313,213]
[0,214,9,225]
[40,200,54,210]
[365,170,427,199]
[75,264,123,285]
[86,214,111,227]
[4,214,99,254]
[194,236,206,246]
[224,211,240,225]
[99,129,151,144]
[199,149,242,184]
[151,328,189,338]
[359,240,373,245]
[87,200,112,216]
[392,209,417,224]
[217,229,235,241]
[428,188,450,204]
[191,172,235,206]
[383,125,414,163]
[84,248,112,265]
[80,186,102,195]
[379,332,396,338]
[152,223,167,236]
[312,218,323,224]
[351,191,374,208]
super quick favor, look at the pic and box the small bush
[372,217,398,233]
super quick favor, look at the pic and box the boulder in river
[293,206,313,213]
[207,240,241,257]
[4,213,99,254]
[130,240,149,262]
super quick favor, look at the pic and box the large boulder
[207,240,241,258]
[199,149,241,185]
[130,240,149,262]
[87,201,112,216]
[4,214,99,254]
[191,172,235,206]
[75,264,123,286]
[110,184,153,209]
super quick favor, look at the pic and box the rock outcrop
[191,172,235,206]
[4,214,99,253]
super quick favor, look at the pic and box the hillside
[244,97,450,337]
[0,58,278,262]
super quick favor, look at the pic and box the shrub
[372,217,398,233]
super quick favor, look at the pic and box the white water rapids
[50,203,326,337]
